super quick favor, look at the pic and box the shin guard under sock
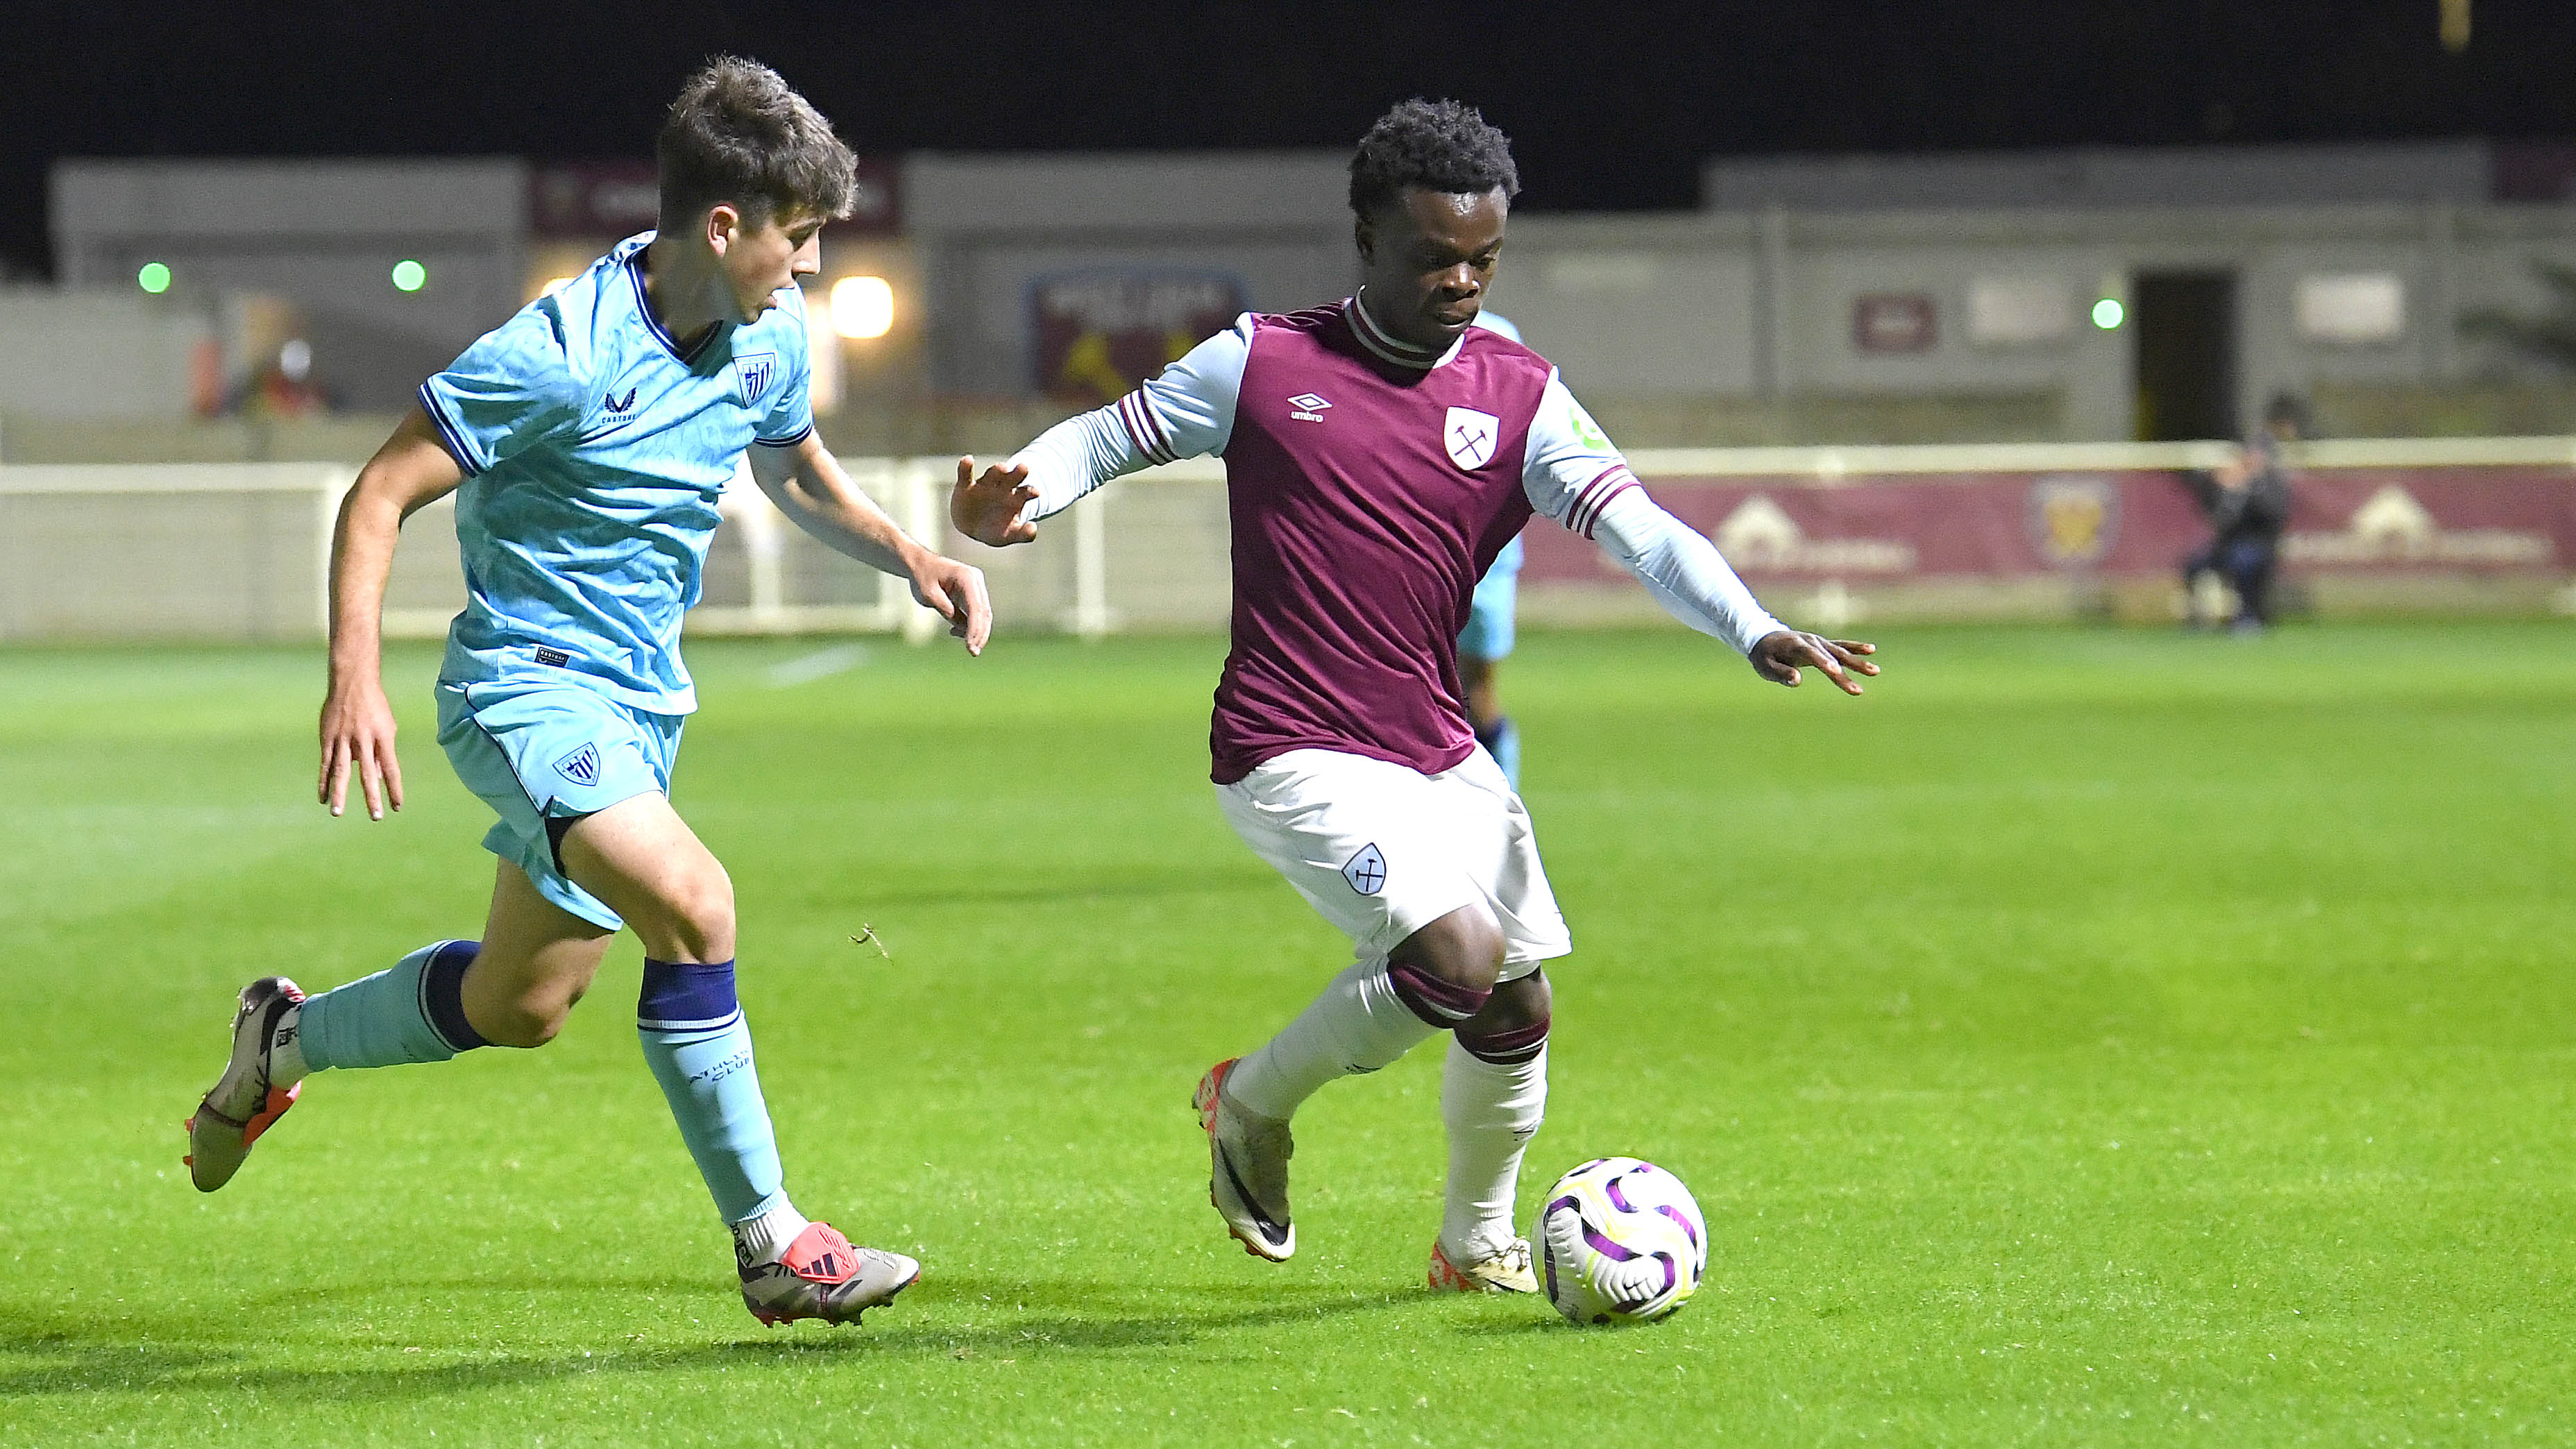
[636,959,787,1224]
[1224,958,1439,1121]
[1440,1022,1549,1260]
[296,940,486,1074]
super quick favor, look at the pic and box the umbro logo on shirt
[1288,393,1331,423]
[603,387,638,416]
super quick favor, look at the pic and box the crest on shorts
[553,743,601,787]
[1443,407,1500,471]
[1341,843,1387,896]
[735,350,778,403]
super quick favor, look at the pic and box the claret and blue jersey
[418,231,815,716]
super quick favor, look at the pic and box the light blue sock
[298,940,487,1071]
[637,959,786,1225]
[1493,716,1522,790]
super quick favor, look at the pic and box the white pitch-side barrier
[1,438,2570,643]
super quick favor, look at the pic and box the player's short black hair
[658,56,856,228]
[1348,99,1520,221]
[2263,390,2310,433]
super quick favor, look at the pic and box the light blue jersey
[418,232,813,715]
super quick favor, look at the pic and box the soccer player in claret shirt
[953,99,1879,1294]
[184,58,990,1328]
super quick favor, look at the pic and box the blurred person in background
[2183,391,2304,633]
[230,338,337,418]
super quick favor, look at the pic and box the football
[1535,1157,1707,1325]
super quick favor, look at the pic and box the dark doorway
[2131,271,2238,441]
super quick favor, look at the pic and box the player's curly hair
[1348,99,1520,219]
[658,56,857,228]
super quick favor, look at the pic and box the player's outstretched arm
[1582,488,1880,696]
[321,407,464,820]
[952,320,1247,550]
[749,433,994,654]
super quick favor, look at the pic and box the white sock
[1225,958,1437,1121]
[729,1198,812,1268]
[1439,1037,1548,1260]
[268,1004,309,1087]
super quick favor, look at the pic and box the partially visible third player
[954,99,1876,1294]
[1459,310,1525,787]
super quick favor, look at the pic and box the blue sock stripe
[418,940,487,1053]
[639,958,738,1029]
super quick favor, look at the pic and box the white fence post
[1071,478,1112,638]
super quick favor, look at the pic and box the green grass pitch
[2,621,2571,1446]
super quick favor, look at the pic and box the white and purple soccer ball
[1535,1156,1707,1325]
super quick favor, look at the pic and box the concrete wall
[51,159,527,412]
[1484,203,2576,443]
[904,151,1355,397]
[0,289,208,421]
[1705,141,2494,212]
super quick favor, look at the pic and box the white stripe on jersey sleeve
[1011,315,1252,521]
[1522,371,1786,657]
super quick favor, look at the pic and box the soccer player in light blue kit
[1459,311,1525,786]
[184,58,988,1328]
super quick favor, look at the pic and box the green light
[2092,297,2126,330]
[137,262,171,294]
[391,259,427,293]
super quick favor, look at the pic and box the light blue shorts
[434,679,684,930]
[1458,536,1524,662]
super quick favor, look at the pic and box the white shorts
[1214,747,1572,978]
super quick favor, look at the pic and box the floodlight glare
[392,260,428,292]
[2092,298,2126,330]
[831,276,895,339]
[137,262,172,294]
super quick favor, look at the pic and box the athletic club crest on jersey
[553,743,601,786]
[734,351,778,403]
[1443,407,1500,471]
[1341,843,1387,896]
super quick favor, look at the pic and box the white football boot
[739,1223,921,1327]
[184,976,306,1193]
[1427,1236,1539,1294]
[1193,1058,1295,1262]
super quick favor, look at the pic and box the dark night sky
[5,1,2571,277]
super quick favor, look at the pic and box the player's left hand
[1751,631,1879,695]
[908,552,994,655]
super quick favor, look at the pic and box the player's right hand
[950,456,1041,548]
[318,675,405,820]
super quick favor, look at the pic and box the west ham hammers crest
[1443,407,1500,471]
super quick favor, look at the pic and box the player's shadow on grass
[0,1278,1432,1401]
